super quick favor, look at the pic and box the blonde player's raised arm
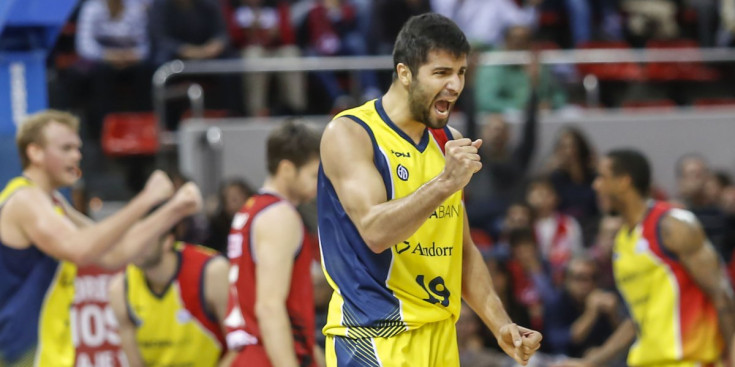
[2,170,173,265]
[320,117,481,254]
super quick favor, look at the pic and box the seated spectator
[483,257,533,351]
[621,0,679,45]
[588,215,623,291]
[225,0,306,116]
[526,177,584,285]
[675,154,727,259]
[538,257,619,357]
[205,178,255,253]
[465,82,539,235]
[475,26,566,114]
[431,0,540,49]
[489,202,535,259]
[299,0,381,111]
[373,0,431,55]
[149,0,229,64]
[458,303,515,367]
[149,0,240,127]
[546,126,599,243]
[507,228,546,331]
[75,0,151,139]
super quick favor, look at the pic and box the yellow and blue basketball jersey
[318,99,465,339]
[0,176,77,366]
[614,201,722,367]
[124,243,225,367]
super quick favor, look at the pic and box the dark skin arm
[660,209,735,363]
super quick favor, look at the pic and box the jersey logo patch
[396,164,409,181]
[177,309,192,323]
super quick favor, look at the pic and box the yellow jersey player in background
[0,110,202,366]
[108,226,229,367]
[317,13,542,367]
[556,149,735,367]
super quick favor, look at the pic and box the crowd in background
[49,0,735,365]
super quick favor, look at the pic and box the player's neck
[145,251,179,292]
[261,178,295,205]
[621,194,649,229]
[22,168,56,195]
[382,84,427,144]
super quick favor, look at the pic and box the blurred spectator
[621,0,679,44]
[526,177,584,285]
[488,202,535,259]
[458,303,514,367]
[466,83,539,237]
[588,215,623,290]
[373,0,431,54]
[675,154,727,258]
[431,0,540,49]
[205,178,255,253]
[685,0,718,47]
[484,257,533,350]
[299,0,381,111]
[539,257,619,357]
[720,0,735,46]
[475,28,565,114]
[541,0,622,46]
[75,0,151,139]
[705,170,732,212]
[507,228,546,331]
[149,0,241,127]
[225,0,306,116]
[149,0,229,64]
[546,126,599,244]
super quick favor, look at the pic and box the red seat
[102,112,159,157]
[577,41,644,81]
[645,39,719,82]
[693,98,735,107]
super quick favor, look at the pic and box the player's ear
[277,159,297,178]
[27,143,44,166]
[397,63,412,87]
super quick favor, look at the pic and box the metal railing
[152,48,735,140]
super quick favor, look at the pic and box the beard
[408,80,450,129]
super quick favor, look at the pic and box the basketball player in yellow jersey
[318,13,542,367]
[0,110,203,367]
[556,149,735,367]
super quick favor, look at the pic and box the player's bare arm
[108,274,146,367]
[204,255,230,329]
[460,205,542,366]
[2,170,173,265]
[253,202,302,367]
[95,182,203,269]
[660,209,735,362]
[321,118,481,253]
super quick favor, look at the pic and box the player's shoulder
[659,207,704,254]
[3,185,53,216]
[445,125,461,140]
[253,201,300,229]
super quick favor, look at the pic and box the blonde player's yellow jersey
[124,243,225,367]
[613,201,722,367]
[318,98,465,339]
[0,176,77,367]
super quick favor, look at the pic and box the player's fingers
[469,161,482,173]
[446,138,472,147]
[508,323,522,347]
[456,145,479,154]
[471,139,483,149]
[464,153,481,162]
[522,330,543,348]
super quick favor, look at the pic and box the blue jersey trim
[375,98,430,153]
[334,336,381,367]
[317,167,402,329]
[341,115,393,201]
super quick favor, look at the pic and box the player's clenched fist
[440,138,483,192]
[172,182,203,216]
[143,170,175,204]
